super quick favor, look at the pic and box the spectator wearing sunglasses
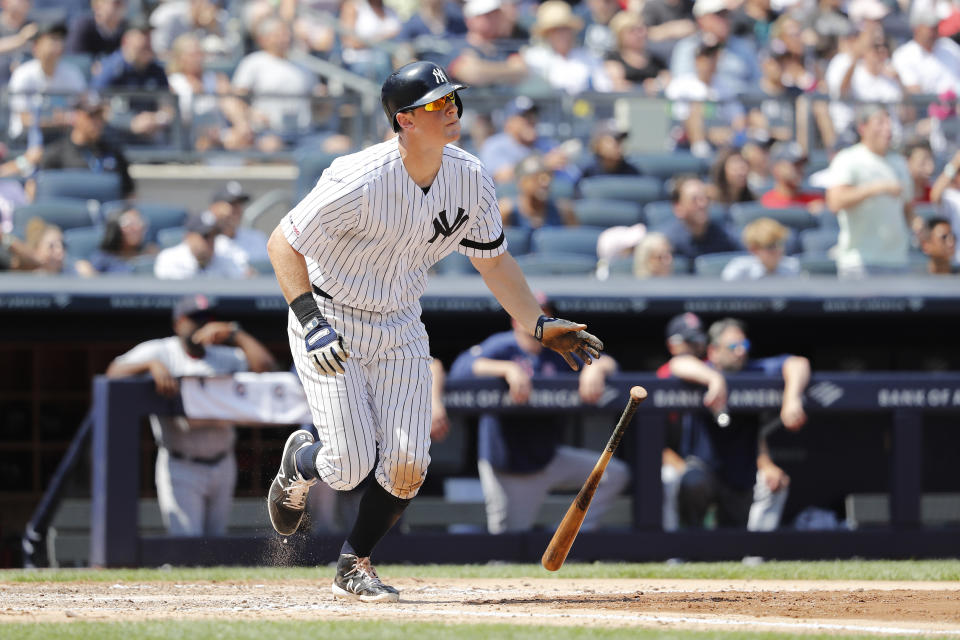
[660,317,811,530]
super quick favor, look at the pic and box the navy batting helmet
[381,61,467,132]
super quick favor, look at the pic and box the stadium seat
[63,226,104,259]
[101,201,189,243]
[34,170,124,204]
[913,203,940,221]
[504,227,531,255]
[515,252,598,275]
[12,199,99,235]
[800,228,838,255]
[550,176,575,199]
[530,226,604,257]
[627,152,709,179]
[572,199,643,228]
[729,203,818,231]
[694,251,751,276]
[606,255,635,276]
[156,227,186,249]
[129,255,157,276]
[295,151,341,200]
[909,252,932,274]
[797,254,837,276]
[577,175,663,204]
[248,259,274,275]
[433,251,475,275]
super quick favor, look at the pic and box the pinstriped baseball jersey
[281,137,506,314]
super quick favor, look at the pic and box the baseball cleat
[267,429,317,536]
[331,554,400,602]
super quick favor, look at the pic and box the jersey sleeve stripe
[460,231,504,250]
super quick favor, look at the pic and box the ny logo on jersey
[433,67,448,84]
[427,207,468,243]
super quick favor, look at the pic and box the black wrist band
[290,291,322,327]
[534,314,554,342]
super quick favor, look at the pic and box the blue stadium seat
[694,251,751,276]
[63,226,104,259]
[797,253,837,276]
[157,227,186,249]
[572,199,643,228]
[514,252,597,275]
[643,200,728,230]
[129,255,157,276]
[530,226,604,257]
[13,199,98,235]
[101,201,190,243]
[295,151,341,200]
[607,255,635,276]
[800,228,838,255]
[628,152,709,179]
[913,203,940,221]
[34,170,124,204]
[504,227,531,255]
[248,259,274,275]
[550,176,575,199]
[577,175,663,204]
[433,251,475,275]
[729,203,818,231]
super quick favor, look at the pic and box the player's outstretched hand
[537,316,604,371]
[304,316,350,376]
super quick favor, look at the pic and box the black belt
[312,284,332,299]
[166,449,229,466]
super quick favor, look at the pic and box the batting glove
[535,315,604,371]
[304,316,350,376]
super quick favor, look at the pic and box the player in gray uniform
[107,294,277,536]
[267,61,605,602]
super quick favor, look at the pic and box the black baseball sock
[294,442,321,480]
[342,481,411,558]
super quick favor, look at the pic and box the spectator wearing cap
[578,119,640,182]
[920,216,957,274]
[479,96,572,184]
[661,175,742,270]
[210,181,270,270]
[92,19,174,141]
[35,93,134,197]
[447,0,528,87]
[665,38,746,157]
[521,0,613,95]
[106,293,277,536]
[66,0,127,59]
[721,217,800,280]
[825,105,915,278]
[633,231,675,277]
[7,20,87,143]
[670,0,761,96]
[604,11,670,94]
[892,8,960,96]
[760,142,826,211]
[225,16,319,153]
[448,297,627,535]
[657,315,810,531]
[595,222,646,280]
[0,0,38,85]
[498,154,576,230]
[154,209,249,279]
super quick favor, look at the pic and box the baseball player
[266,60,604,602]
[105,294,277,536]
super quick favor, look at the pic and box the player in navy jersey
[265,60,605,601]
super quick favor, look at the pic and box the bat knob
[629,386,647,401]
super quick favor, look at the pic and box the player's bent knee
[380,457,429,499]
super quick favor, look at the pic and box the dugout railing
[81,372,960,568]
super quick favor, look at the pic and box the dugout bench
[81,373,960,568]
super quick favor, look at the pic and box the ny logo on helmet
[433,67,448,84]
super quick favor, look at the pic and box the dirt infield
[4,578,960,636]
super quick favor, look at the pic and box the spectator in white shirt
[209,181,270,271]
[522,0,612,95]
[7,21,86,142]
[154,209,249,279]
[891,9,960,96]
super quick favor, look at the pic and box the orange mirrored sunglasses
[423,92,456,112]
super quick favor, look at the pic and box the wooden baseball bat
[541,385,647,572]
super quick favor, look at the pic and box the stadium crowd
[0,0,959,278]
